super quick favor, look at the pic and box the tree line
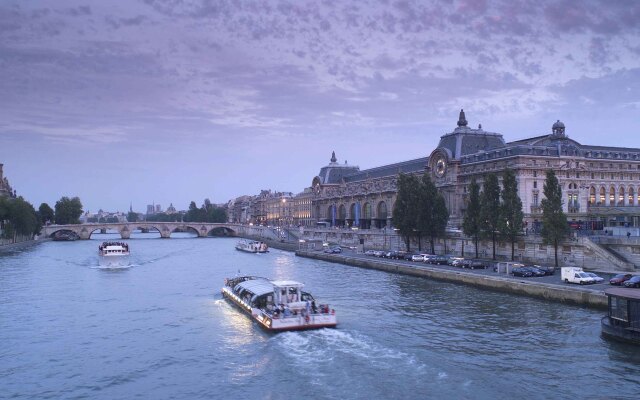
[1,194,228,243]
[392,169,570,266]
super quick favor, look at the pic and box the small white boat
[222,276,337,332]
[98,241,130,257]
[235,240,268,253]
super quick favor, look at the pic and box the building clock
[435,156,446,178]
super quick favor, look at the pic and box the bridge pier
[79,227,91,240]
[120,226,131,239]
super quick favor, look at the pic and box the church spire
[457,109,468,127]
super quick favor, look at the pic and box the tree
[479,173,501,259]
[1,197,40,240]
[416,174,449,254]
[38,203,54,225]
[541,169,570,267]
[462,178,482,258]
[392,173,420,251]
[127,211,139,223]
[54,196,83,224]
[498,169,524,260]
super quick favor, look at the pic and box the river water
[1,233,639,400]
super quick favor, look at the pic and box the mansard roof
[343,157,428,183]
[316,151,360,184]
[435,111,506,160]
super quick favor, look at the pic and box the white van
[561,267,594,285]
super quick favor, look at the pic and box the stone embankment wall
[0,236,50,252]
[300,228,640,272]
[296,250,608,310]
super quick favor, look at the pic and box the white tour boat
[222,276,337,332]
[98,241,130,257]
[235,240,268,253]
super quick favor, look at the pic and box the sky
[1,0,639,213]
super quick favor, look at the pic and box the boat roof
[235,278,275,297]
[604,287,640,300]
[271,280,304,288]
[234,278,305,296]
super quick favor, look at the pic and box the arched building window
[609,186,615,205]
[589,187,596,205]
[599,187,605,204]
[619,187,625,205]
[377,201,387,220]
[629,187,635,205]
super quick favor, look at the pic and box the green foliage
[54,196,83,225]
[392,174,420,250]
[127,211,139,223]
[38,203,54,225]
[146,212,183,222]
[183,199,227,223]
[541,169,570,266]
[392,173,449,252]
[479,173,501,259]
[0,196,40,240]
[498,169,524,260]
[416,174,449,254]
[462,178,481,258]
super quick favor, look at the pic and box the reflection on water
[0,236,639,400]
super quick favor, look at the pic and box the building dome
[552,120,565,129]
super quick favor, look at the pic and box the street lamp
[281,198,287,242]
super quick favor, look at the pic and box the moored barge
[601,287,640,345]
[235,240,269,253]
[222,276,337,331]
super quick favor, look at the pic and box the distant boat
[98,241,130,257]
[235,239,268,253]
[222,275,337,332]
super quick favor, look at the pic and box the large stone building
[309,110,640,231]
[0,163,15,198]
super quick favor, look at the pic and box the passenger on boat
[311,300,318,314]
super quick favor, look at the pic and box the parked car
[512,267,534,277]
[623,276,640,288]
[403,253,417,261]
[411,254,425,262]
[431,255,450,265]
[530,265,555,275]
[324,246,342,254]
[373,250,385,257]
[584,272,604,284]
[522,266,546,277]
[609,274,633,285]
[448,257,464,266]
[422,255,437,263]
[461,259,484,269]
[387,251,403,259]
[364,250,376,256]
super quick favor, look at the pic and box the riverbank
[0,237,51,253]
[296,249,608,310]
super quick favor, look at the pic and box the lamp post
[281,198,287,242]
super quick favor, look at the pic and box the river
[1,233,639,400]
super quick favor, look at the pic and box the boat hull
[222,287,337,332]
[601,316,640,345]
[235,247,268,254]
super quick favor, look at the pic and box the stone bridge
[41,222,279,240]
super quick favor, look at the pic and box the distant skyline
[1,0,639,213]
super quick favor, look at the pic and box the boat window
[610,297,628,322]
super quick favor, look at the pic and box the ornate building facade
[309,111,640,231]
[0,164,15,198]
